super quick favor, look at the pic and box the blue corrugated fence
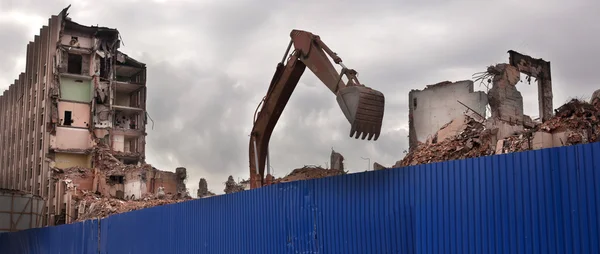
[1,142,599,253]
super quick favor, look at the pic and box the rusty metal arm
[290,30,363,94]
[249,49,307,188]
[249,29,385,189]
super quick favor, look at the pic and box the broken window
[67,53,83,74]
[109,175,124,184]
[63,111,73,126]
[100,58,107,78]
[413,98,418,108]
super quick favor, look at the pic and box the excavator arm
[249,29,385,189]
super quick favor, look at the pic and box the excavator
[249,29,386,189]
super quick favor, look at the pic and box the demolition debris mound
[397,115,494,167]
[76,191,187,221]
[398,99,600,167]
[224,176,245,194]
[274,166,346,183]
[540,99,600,139]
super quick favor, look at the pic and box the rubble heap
[51,143,191,222]
[197,178,215,198]
[397,98,600,167]
[75,191,185,221]
[540,99,600,141]
[396,115,495,167]
[224,176,245,194]
[273,165,346,184]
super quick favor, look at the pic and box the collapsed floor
[52,144,191,222]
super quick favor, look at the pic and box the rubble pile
[224,176,245,194]
[51,166,91,179]
[396,115,495,167]
[273,165,346,183]
[540,99,600,143]
[398,99,600,167]
[75,191,186,221]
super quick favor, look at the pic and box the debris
[273,165,345,184]
[224,176,244,194]
[592,89,600,109]
[397,99,600,167]
[75,190,186,221]
[330,149,345,171]
[197,178,215,198]
[373,162,387,170]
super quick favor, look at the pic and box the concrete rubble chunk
[591,89,600,109]
[436,115,469,143]
[330,149,345,171]
[373,162,387,170]
[273,165,345,184]
[224,176,245,194]
[197,178,215,198]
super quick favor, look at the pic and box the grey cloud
[1,0,599,195]
[0,23,29,89]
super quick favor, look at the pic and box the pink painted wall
[58,101,90,128]
[50,127,92,150]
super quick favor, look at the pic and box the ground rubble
[52,143,191,221]
[75,190,189,221]
[273,165,346,184]
[397,99,600,167]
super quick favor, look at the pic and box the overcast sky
[1,0,598,195]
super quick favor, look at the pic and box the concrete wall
[50,127,92,150]
[58,101,90,128]
[54,153,91,169]
[124,170,145,200]
[112,134,125,152]
[60,77,91,102]
[68,170,94,191]
[115,93,130,107]
[409,80,487,146]
[152,171,179,195]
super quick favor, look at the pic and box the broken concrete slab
[373,162,387,170]
[330,149,345,171]
[532,131,553,150]
[436,115,469,142]
[591,89,600,109]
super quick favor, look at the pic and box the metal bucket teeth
[337,86,385,141]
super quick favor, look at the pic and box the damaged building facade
[402,50,599,167]
[408,50,555,151]
[0,7,182,227]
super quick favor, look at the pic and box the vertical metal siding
[0,142,599,253]
[0,218,98,253]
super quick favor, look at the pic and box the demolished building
[0,6,186,226]
[401,50,597,167]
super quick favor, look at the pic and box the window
[413,98,418,108]
[109,175,124,184]
[63,111,72,126]
[67,53,83,74]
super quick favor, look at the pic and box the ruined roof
[60,5,120,40]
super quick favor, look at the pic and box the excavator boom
[249,29,385,188]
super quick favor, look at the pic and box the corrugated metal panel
[1,142,599,253]
[0,218,99,253]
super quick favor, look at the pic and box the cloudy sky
[1,0,598,195]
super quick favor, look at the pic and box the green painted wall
[60,77,92,102]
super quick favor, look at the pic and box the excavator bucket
[336,85,385,141]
